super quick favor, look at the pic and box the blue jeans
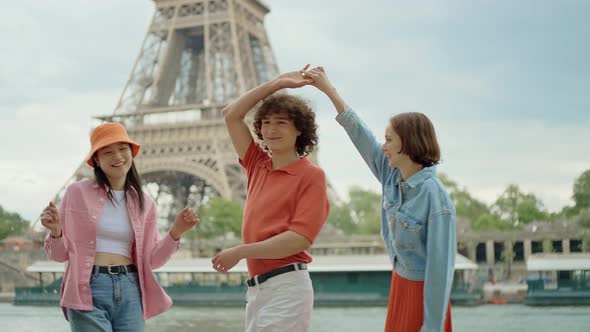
[67,272,144,332]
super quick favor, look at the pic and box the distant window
[513,242,524,262]
[531,241,543,254]
[552,240,563,253]
[476,243,486,263]
[570,239,583,253]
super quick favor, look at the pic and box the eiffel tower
[43,0,335,228]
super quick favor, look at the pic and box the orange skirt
[385,271,452,332]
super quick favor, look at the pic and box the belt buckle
[107,265,118,275]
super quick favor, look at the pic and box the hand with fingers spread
[276,64,314,89]
[169,207,200,241]
[211,246,243,273]
[40,202,62,238]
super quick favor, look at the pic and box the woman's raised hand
[276,64,314,89]
[169,207,200,241]
[303,66,334,94]
[40,202,62,238]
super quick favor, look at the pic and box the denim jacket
[336,106,456,332]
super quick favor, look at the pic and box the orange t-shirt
[240,141,330,277]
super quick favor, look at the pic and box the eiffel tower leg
[143,171,219,229]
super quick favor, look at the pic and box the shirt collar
[91,179,138,194]
[403,165,437,188]
[259,157,310,175]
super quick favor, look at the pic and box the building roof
[27,253,477,273]
[0,236,34,244]
[526,253,590,271]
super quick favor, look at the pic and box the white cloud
[0,91,119,220]
[0,0,588,222]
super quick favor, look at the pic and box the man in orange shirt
[212,65,330,332]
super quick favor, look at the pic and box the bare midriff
[94,252,134,266]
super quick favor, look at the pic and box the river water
[1,303,589,331]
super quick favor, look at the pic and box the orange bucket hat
[86,122,141,167]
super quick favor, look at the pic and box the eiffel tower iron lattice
[38,0,338,230]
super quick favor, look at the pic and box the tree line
[1,169,589,241]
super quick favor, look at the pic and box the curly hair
[253,94,319,156]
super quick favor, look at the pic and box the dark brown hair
[390,112,440,167]
[93,147,144,211]
[253,94,318,156]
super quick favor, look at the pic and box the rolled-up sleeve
[146,202,181,269]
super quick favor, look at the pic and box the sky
[1,0,589,222]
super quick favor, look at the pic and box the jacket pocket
[394,212,424,250]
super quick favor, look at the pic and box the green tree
[560,205,576,218]
[194,198,243,240]
[472,213,512,231]
[572,169,590,215]
[328,187,381,235]
[573,208,590,228]
[327,204,356,234]
[492,184,547,227]
[347,187,382,235]
[439,173,490,223]
[0,205,30,240]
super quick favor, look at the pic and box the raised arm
[42,193,69,262]
[305,67,393,183]
[146,201,199,269]
[223,65,313,160]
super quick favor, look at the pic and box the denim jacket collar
[402,165,436,188]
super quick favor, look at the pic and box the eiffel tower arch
[36,0,338,230]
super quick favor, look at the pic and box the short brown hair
[390,112,440,167]
[253,94,318,156]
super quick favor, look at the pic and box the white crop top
[96,190,134,258]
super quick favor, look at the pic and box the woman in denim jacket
[40,122,200,331]
[305,67,456,332]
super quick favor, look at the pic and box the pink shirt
[44,179,180,320]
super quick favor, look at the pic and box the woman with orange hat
[39,122,200,332]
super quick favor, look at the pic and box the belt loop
[294,263,300,271]
[123,265,128,275]
[93,265,99,276]
[254,275,259,286]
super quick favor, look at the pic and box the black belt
[93,264,137,275]
[246,263,307,287]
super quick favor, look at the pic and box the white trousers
[245,268,314,332]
